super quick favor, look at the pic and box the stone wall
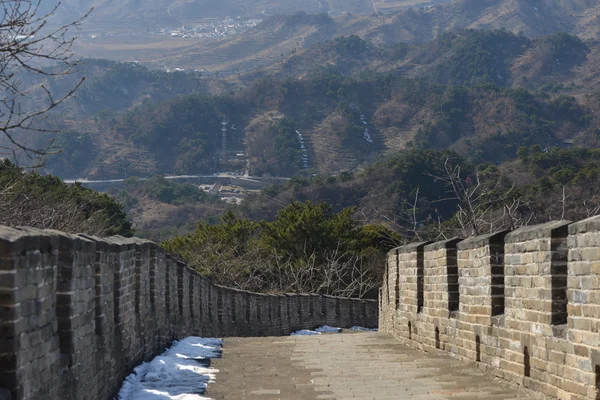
[379,217,600,400]
[0,226,378,400]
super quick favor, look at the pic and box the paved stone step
[206,332,546,400]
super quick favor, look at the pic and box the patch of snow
[315,325,342,333]
[118,337,222,400]
[291,325,343,335]
[291,325,376,335]
[350,326,378,332]
[291,329,321,336]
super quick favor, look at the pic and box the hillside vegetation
[158,144,600,297]
[162,201,398,298]
[0,161,132,236]
[42,31,600,179]
[239,146,600,238]
[259,29,596,89]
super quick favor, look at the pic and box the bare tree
[169,237,384,299]
[0,0,90,165]
[363,189,425,240]
[578,199,600,219]
[425,157,535,237]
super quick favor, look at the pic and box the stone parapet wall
[0,226,377,400]
[379,216,600,400]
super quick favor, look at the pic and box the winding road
[64,173,290,185]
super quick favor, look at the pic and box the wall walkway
[208,332,541,399]
[0,226,377,400]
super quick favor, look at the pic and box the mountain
[44,0,450,26]
[75,0,600,74]
[40,30,600,180]
[357,0,600,41]
[258,29,597,90]
[44,0,600,34]
[32,0,600,181]
[28,1,600,242]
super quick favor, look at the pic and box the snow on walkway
[118,327,376,399]
[118,338,222,400]
[290,325,377,335]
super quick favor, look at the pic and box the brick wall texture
[379,217,600,400]
[0,226,378,400]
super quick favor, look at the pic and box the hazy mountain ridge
[257,29,598,91]
[44,0,448,25]
[86,0,600,74]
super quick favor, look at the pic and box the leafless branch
[0,0,91,165]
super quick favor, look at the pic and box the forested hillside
[257,30,595,89]
[0,161,132,236]
[108,177,226,241]
[40,30,600,180]
[239,146,600,233]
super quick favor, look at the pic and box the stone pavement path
[206,332,544,400]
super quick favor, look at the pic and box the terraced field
[301,111,386,174]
